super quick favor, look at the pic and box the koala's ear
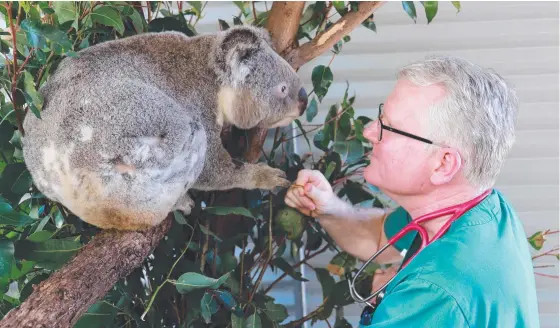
[213,26,270,85]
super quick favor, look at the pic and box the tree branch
[286,1,386,70]
[0,216,173,328]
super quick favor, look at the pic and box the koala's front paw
[251,163,290,190]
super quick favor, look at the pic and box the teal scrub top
[363,189,540,328]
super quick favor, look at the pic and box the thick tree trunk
[0,216,173,328]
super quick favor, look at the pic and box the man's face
[362,78,447,197]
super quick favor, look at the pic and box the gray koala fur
[22,25,308,231]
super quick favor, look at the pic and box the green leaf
[271,257,308,282]
[245,313,262,328]
[333,140,364,164]
[451,1,461,13]
[327,251,356,277]
[313,130,328,152]
[19,19,47,49]
[148,17,195,36]
[129,9,145,34]
[91,6,125,35]
[199,223,223,242]
[314,268,335,301]
[14,239,82,270]
[74,300,119,328]
[26,230,55,243]
[214,289,237,310]
[0,202,34,226]
[334,316,353,328]
[421,1,438,24]
[0,240,14,276]
[275,207,304,241]
[118,5,135,16]
[311,65,334,102]
[306,97,318,122]
[264,300,288,323]
[341,180,374,205]
[175,272,230,294]
[205,206,255,219]
[361,15,376,32]
[402,1,417,22]
[0,163,33,195]
[333,1,348,16]
[53,1,76,24]
[188,1,203,16]
[354,120,367,142]
[200,291,219,324]
[232,312,245,328]
[23,71,43,114]
[528,231,545,251]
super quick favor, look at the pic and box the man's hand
[284,169,344,218]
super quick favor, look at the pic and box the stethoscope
[345,189,492,326]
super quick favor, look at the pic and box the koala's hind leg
[192,137,290,192]
[172,192,195,215]
[42,82,207,231]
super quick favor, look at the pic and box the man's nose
[298,87,308,115]
[363,121,380,143]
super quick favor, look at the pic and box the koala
[22,26,308,231]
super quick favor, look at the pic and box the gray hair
[397,55,519,190]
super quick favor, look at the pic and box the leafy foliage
[0,1,554,328]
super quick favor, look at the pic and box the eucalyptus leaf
[205,206,255,219]
[53,1,76,24]
[91,6,125,35]
[264,300,288,323]
[199,223,223,242]
[200,291,219,324]
[232,312,245,328]
[0,202,34,226]
[333,140,364,164]
[26,230,55,243]
[451,1,461,13]
[175,271,230,294]
[311,65,334,102]
[214,289,237,310]
[528,231,544,250]
[402,1,417,22]
[245,313,262,328]
[306,96,318,122]
[314,268,335,300]
[421,1,438,24]
[0,240,14,276]
[14,239,82,270]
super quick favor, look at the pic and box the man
[285,55,540,327]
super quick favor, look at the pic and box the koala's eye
[274,83,289,98]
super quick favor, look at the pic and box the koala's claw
[252,163,290,190]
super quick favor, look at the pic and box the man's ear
[213,27,266,85]
[430,148,463,185]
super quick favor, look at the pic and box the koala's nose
[298,87,308,115]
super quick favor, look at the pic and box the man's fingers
[286,187,316,211]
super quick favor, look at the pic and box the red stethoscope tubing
[390,189,492,268]
[347,189,492,306]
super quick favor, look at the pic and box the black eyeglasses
[375,103,436,145]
